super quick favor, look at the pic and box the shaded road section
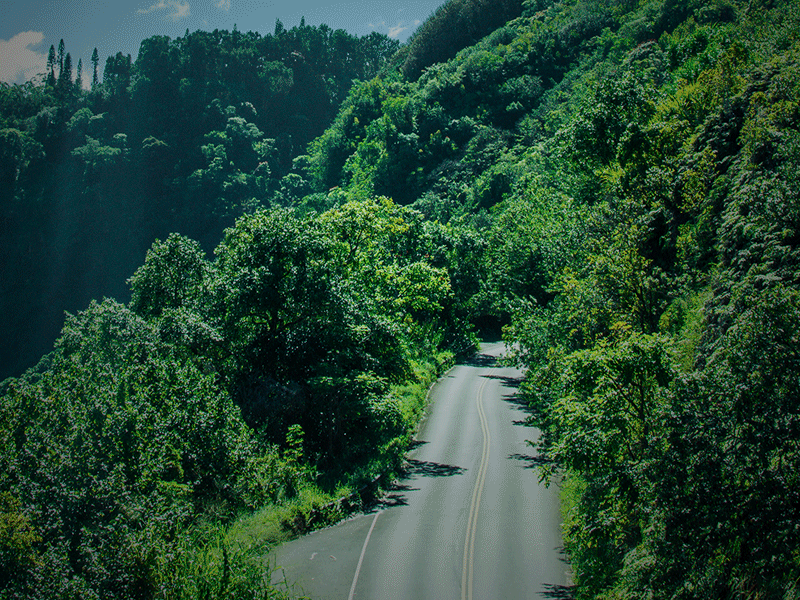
[273,342,570,599]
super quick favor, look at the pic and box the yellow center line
[462,369,492,600]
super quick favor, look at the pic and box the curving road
[272,342,570,599]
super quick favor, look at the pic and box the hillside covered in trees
[0,23,398,379]
[2,0,800,597]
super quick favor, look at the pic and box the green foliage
[0,127,42,192]
[490,1,800,597]
[128,233,212,320]
[3,0,800,598]
[0,191,467,596]
[0,300,265,597]
[648,287,800,599]
[207,200,462,467]
[153,534,293,600]
[0,24,399,381]
[483,187,587,315]
[0,492,41,587]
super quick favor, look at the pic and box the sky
[0,0,444,86]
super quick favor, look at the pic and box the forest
[1,0,799,598]
[0,22,399,379]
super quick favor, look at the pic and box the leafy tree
[0,299,264,597]
[401,0,525,79]
[128,233,212,320]
[102,51,132,95]
[207,203,427,465]
[0,23,399,380]
[483,187,587,316]
[211,208,345,383]
[0,128,43,193]
[637,288,800,599]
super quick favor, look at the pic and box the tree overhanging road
[273,342,570,599]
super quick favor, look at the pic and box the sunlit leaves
[0,492,41,584]
[537,330,672,476]
[318,196,410,269]
[0,298,261,596]
[70,135,125,175]
[651,287,800,598]
[497,3,800,598]
[128,233,211,320]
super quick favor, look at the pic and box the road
[272,342,570,599]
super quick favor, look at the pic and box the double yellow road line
[462,371,492,600]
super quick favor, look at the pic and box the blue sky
[1,0,443,86]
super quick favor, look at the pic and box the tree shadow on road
[483,373,523,389]
[404,459,466,478]
[539,583,577,599]
[500,384,539,427]
[508,452,552,469]
[464,353,498,367]
[407,439,428,452]
[376,459,466,509]
[378,482,414,508]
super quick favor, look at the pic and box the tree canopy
[2,0,800,597]
[0,25,399,380]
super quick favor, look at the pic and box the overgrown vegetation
[0,198,461,596]
[2,0,799,597]
[298,0,800,596]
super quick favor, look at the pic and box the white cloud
[216,0,231,11]
[137,0,190,21]
[0,31,48,84]
[388,24,409,39]
[368,19,421,41]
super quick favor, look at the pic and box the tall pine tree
[91,48,99,88]
[57,39,65,74]
[46,45,56,87]
[75,58,83,91]
[58,52,73,90]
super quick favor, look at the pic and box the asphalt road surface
[273,342,570,599]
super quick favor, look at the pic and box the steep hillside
[2,0,799,597]
[296,0,800,596]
